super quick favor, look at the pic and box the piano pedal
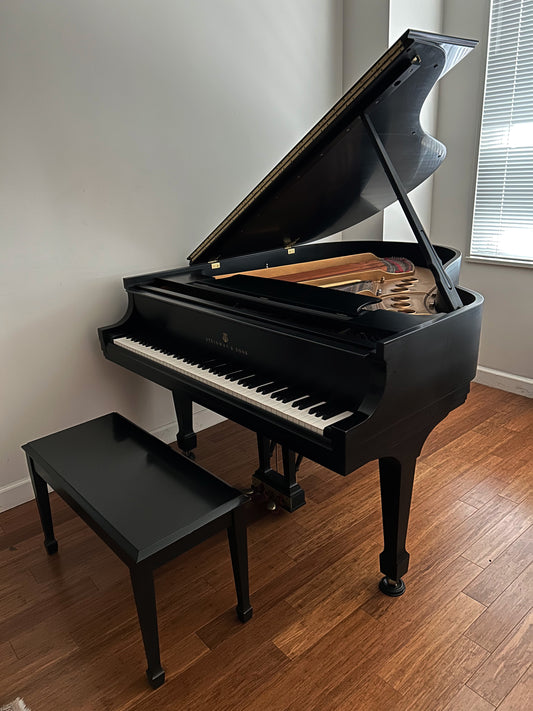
[247,482,279,513]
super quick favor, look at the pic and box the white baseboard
[475,366,533,398]
[0,406,227,514]
[0,477,37,513]
[151,406,226,443]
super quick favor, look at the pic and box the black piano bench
[22,412,252,688]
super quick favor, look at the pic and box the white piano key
[112,337,354,435]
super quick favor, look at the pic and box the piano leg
[251,435,306,512]
[172,390,197,457]
[377,451,417,596]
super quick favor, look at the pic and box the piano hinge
[283,237,298,253]
[209,259,221,270]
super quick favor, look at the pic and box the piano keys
[112,335,356,436]
[99,30,483,596]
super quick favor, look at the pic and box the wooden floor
[1,383,531,710]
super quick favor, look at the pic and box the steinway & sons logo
[206,331,248,356]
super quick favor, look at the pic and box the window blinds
[471,0,533,262]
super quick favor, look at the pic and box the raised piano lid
[187,29,477,266]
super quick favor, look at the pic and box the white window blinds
[470,0,533,263]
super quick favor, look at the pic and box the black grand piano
[99,30,483,596]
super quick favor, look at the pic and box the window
[470,0,533,265]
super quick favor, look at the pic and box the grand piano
[99,30,483,596]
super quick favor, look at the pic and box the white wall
[341,0,444,241]
[341,0,389,240]
[0,0,342,510]
[384,0,443,243]
[432,0,533,388]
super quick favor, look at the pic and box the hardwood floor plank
[462,526,533,605]
[497,665,533,711]
[464,563,533,651]
[0,575,99,642]
[196,598,301,651]
[460,475,507,508]
[125,640,289,711]
[378,593,486,691]
[461,495,533,568]
[240,609,385,711]
[400,636,489,710]
[467,609,532,706]
[308,673,403,711]
[441,685,495,711]
[273,576,374,659]
[499,461,533,504]
[404,494,516,589]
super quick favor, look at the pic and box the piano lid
[188,30,476,265]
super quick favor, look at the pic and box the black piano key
[313,404,343,420]
[308,402,337,416]
[212,363,238,375]
[223,367,245,377]
[274,388,306,403]
[257,381,284,395]
[207,361,231,373]
[237,373,259,385]
[270,387,291,401]
[186,356,215,367]
[225,369,253,381]
[243,375,269,389]
[293,395,322,410]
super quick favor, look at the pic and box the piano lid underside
[190,37,456,263]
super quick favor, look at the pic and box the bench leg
[26,455,58,555]
[227,508,253,623]
[129,566,165,688]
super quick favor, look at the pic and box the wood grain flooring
[0,383,531,710]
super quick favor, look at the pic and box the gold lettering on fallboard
[205,335,248,356]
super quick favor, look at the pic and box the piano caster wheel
[182,450,196,461]
[266,499,277,512]
[379,576,406,597]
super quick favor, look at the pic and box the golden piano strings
[216,251,440,315]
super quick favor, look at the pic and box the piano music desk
[22,413,252,688]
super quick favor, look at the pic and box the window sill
[466,256,533,269]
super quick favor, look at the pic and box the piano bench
[22,412,252,688]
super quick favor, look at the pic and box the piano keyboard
[112,336,354,436]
